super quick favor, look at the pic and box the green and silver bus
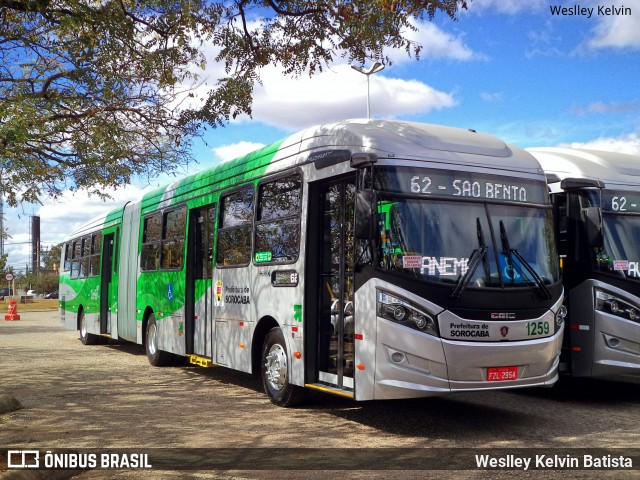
[60,119,565,406]
[529,147,640,379]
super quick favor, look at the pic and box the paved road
[1,310,639,479]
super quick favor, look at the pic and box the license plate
[487,366,518,381]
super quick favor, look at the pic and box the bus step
[188,355,215,368]
[304,383,354,399]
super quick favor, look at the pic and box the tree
[41,243,62,271]
[1,0,466,206]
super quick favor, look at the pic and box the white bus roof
[527,147,640,191]
[297,119,541,175]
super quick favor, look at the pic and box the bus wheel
[145,314,172,366]
[261,327,304,407]
[79,311,98,345]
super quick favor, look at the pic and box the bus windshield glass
[598,213,640,281]
[375,197,559,289]
[587,189,640,281]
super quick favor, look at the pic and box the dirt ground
[1,309,640,479]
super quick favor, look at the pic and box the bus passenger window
[79,236,90,278]
[255,174,301,264]
[141,214,162,271]
[161,207,186,270]
[217,186,254,267]
[63,243,72,272]
[89,232,102,277]
[70,240,81,279]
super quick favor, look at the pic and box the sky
[3,0,640,273]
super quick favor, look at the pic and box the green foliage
[41,243,62,271]
[1,0,465,205]
[18,271,58,294]
[35,272,60,295]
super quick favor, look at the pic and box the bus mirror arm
[581,207,603,248]
[355,190,375,240]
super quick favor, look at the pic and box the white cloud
[587,9,640,50]
[466,0,640,53]
[559,132,640,155]
[245,64,457,130]
[385,20,479,63]
[176,16,475,131]
[3,186,150,272]
[213,141,266,162]
[480,91,504,103]
[570,99,640,116]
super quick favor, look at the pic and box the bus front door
[316,179,356,393]
[185,205,216,359]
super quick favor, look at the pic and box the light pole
[351,62,385,118]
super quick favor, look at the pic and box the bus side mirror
[354,190,374,239]
[582,207,603,248]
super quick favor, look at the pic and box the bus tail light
[595,289,640,323]
[376,290,439,337]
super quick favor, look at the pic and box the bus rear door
[99,232,116,335]
[185,204,216,359]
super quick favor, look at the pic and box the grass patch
[1,298,59,311]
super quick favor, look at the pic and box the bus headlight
[555,304,567,330]
[376,290,439,337]
[595,289,640,323]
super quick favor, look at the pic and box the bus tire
[145,314,172,367]
[261,327,304,407]
[79,310,98,345]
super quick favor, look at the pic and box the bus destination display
[375,167,547,204]
[602,190,640,213]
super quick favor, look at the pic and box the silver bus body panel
[439,309,558,342]
[354,278,562,400]
[442,335,561,391]
[527,147,640,189]
[118,201,141,342]
[299,120,543,180]
[570,279,640,378]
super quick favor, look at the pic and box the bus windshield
[376,196,560,289]
[598,213,640,280]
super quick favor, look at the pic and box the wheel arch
[76,305,85,331]
[141,306,155,347]
[251,315,280,376]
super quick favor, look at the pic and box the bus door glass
[186,204,215,358]
[318,179,356,390]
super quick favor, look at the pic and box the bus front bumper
[371,320,563,400]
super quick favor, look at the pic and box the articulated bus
[529,147,640,379]
[60,119,566,406]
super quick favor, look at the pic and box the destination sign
[374,167,548,204]
[601,190,640,213]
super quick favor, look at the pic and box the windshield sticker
[613,260,629,271]
[612,260,640,277]
[499,254,528,283]
[402,256,423,269]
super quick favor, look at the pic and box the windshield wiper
[450,218,488,299]
[499,220,552,300]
